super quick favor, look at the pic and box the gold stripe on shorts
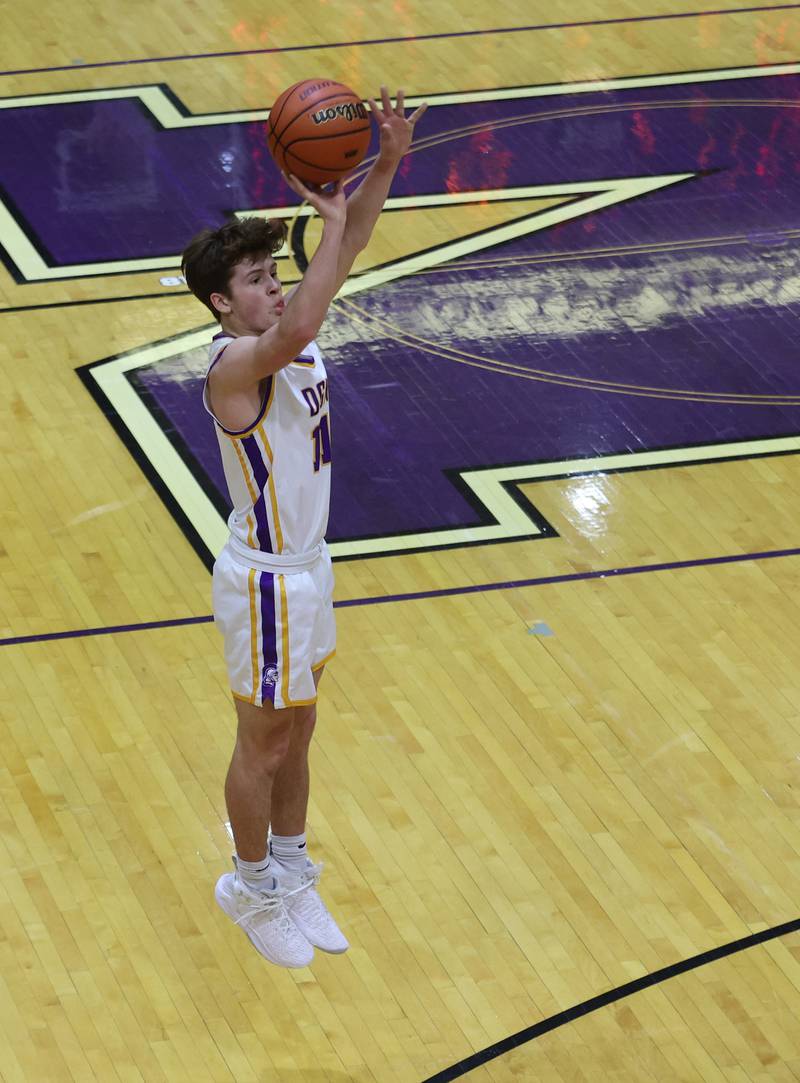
[278,574,290,706]
[248,567,259,704]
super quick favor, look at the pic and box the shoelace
[297,861,323,890]
[233,882,307,930]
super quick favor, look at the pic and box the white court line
[91,321,800,561]
[3,62,800,115]
[2,62,800,279]
[332,436,800,558]
[72,64,800,560]
[87,172,697,561]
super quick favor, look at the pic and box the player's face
[219,255,284,334]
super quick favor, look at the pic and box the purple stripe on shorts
[241,434,273,553]
[259,570,279,704]
[251,492,274,553]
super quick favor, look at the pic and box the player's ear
[210,291,231,315]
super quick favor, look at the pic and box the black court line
[421,916,800,1081]
[0,615,215,647]
[1,5,797,77]
[2,541,799,647]
[0,291,191,313]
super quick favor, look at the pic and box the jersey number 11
[312,414,332,472]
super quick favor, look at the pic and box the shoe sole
[312,941,349,954]
[215,878,314,969]
[296,931,349,954]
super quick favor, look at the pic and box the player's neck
[219,317,243,338]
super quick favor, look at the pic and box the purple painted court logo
[11,65,795,565]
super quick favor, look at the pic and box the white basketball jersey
[203,332,332,555]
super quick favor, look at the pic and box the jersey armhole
[203,346,275,438]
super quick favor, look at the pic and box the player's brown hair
[181,216,289,319]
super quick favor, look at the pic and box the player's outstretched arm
[273,174,347,347]
[332,86,428,290]
[220,177,346,387]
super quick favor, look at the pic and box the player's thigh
[280,564,334,707]
[212,546,279,707]
[312,546,336,670]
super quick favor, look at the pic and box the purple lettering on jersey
[302,380,328,417]
[302,387,322,417]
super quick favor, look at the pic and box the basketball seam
[274,125,370,180]
[281,125,371,152]
[273,89,363,145]
[267,80,305,142]
[282,149,360,177]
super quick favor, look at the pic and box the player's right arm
[213,177,346,390]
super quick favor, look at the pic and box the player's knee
[241,734,292,778]
[294,703,317,745]
[236,712,294,776]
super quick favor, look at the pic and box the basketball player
[181,87,427,967]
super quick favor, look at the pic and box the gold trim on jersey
[257,422,284,553]
[232,441,259,548]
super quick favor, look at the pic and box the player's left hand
[367,86,427,165]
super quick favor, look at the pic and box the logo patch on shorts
[261,664,279,688]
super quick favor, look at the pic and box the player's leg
[226,696,296,860]
[211,548,317,966]
[215,699,315,968]
[269,553,334,841]
[269,664,349,954]
[269,665,323,837]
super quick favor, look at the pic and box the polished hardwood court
[2,2,800,1080]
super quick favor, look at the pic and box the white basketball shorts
[212,538,336,709]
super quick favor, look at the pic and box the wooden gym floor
[2,2,800,1080]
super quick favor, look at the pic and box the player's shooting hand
[284,174,347,226]
[367,86,428,165]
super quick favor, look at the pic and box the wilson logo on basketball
[311,102,368,126]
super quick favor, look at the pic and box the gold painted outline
[335,296,800,406]
[414,227,800,273]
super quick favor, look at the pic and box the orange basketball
[266,78,372,186]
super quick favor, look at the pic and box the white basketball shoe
[215,868,314,968]
[272,859,349,954]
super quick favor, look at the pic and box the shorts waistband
[226,536,326,573]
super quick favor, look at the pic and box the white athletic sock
[270,832,309,871]
[235,854,277,893]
